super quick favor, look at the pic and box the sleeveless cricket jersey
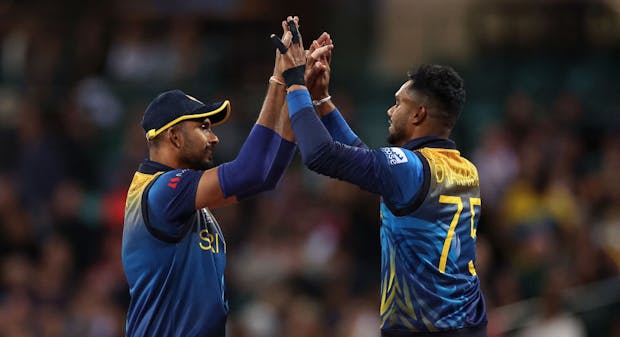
[122,160,228,337]
[379,138,487,334]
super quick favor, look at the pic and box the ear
[410,105,426,125]
[167,126,183,149]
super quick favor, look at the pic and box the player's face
[387,81,416,146]
[177,118,219,170]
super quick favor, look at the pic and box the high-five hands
[271,16,333,90]
[305,32,333,102]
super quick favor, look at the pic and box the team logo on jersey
[381,147,408,165]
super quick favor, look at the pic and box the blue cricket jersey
[377,139,487,333]
[288,98,487,335]
[122,160,228,337]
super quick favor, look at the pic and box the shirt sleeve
[320,108,367,148]
[146,169,203,237]
[315,144,424,207]
[375,147,426,209]
[287,89,425,208]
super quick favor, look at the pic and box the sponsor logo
[168,177,180,189]
[381,147,408,165]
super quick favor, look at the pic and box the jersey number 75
[438,195,481,276]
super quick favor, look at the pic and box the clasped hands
[271,16,334,100]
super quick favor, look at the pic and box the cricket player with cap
[121,21,297,337]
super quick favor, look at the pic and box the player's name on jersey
[434,161,479,187]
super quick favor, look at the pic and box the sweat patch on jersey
[381,147,408,165]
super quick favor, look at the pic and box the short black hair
[408,64,465,128]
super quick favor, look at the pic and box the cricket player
[121,22,296,337]
[277,16,488,337]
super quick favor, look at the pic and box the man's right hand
[277,16,307,76]
[305,32,333,101]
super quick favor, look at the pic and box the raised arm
[304,32,366,148]
[194,21,297,209]
[274,16,421,201]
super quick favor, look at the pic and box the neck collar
[401,136,456,151]
[138,159,175,174]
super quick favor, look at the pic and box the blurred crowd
[0,1,619,337]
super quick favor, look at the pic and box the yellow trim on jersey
[145,100,231,140]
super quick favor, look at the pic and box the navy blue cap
[142,89,231,140]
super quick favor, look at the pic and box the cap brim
[191,100,231,126]
[145,100,231,140]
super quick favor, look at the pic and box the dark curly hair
[408,64,465,129]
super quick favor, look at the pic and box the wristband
[282,65,306,88]
[269,75,285,86]
[287,89,313,117]
[312,95,331,106]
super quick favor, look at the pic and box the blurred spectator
[473,125,518,210]
[281,296,326,337]
[74,77,123,130]
[516,267,586,337]
[105,18,209,84]
[337,299,381,337]
[594,134,620,271]
[16,101,66,218]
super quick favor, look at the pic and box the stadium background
[0,0,619,336]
